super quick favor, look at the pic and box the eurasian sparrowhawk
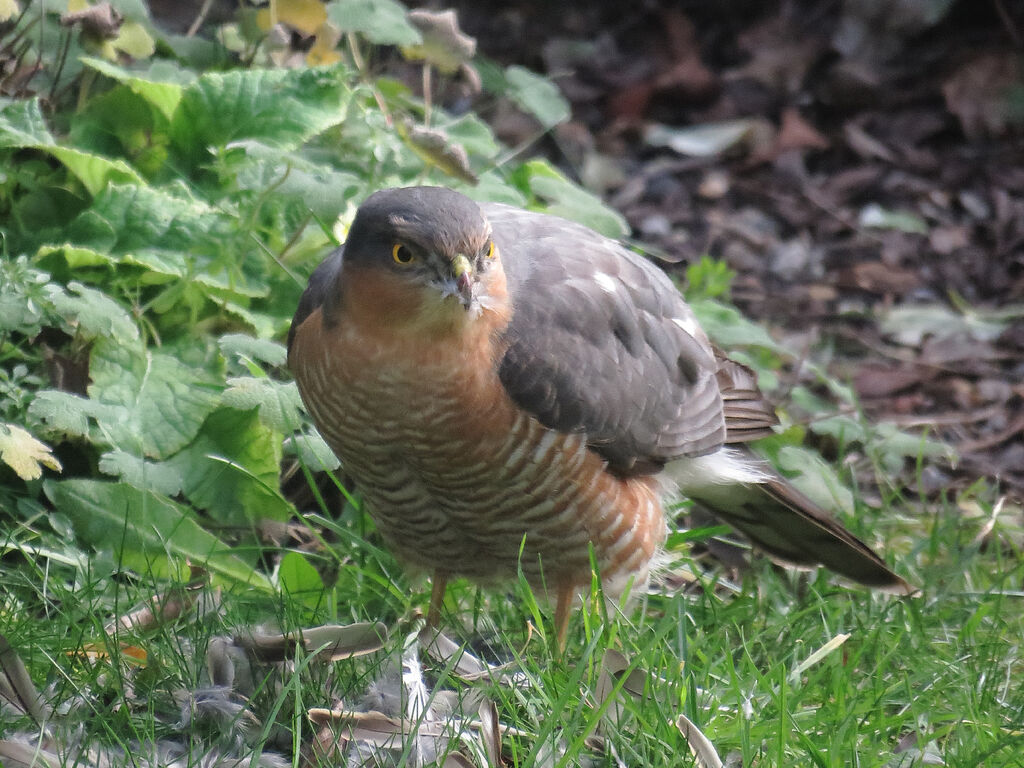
[287,186,912,643]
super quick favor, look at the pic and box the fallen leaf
[0,423,62,481]
[943,52,1024,139]
[403,9,476,74]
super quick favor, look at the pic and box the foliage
[0,1,1019,767]
[0,0,598,579]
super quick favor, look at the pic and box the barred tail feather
[668,449,916,595]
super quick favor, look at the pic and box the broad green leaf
[89,338,221,459]
[277,551,325,608]
[65,183,220,255]
[769,444,854,515]
[0,423,62,480]
[47,281,140,342]
[0,99,142,193]
[0,98,55,148]
[81,56,187,120]
[284,430,341,471]
[872,423,956,474]
[219,334,288,368]
[455,171,528,207]
[810,415,868,444]
[442,114,500,159]
[505,65,570,130]
[170,66,353,162]
[98,450,184,495]
[168,407,294,525]
[35,244,114,269]
[521,160,627,237]
[29,390,115,439]
[689,298,788,354]
[880,304,1009,346]
[45,146,144,196]
[230,141,360,220]
[325,0,422,46]
[222,377,304,433]
[43,478,273,590]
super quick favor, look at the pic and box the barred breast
[289,296,666,598]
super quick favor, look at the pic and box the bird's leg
[427,570,449,628]
[554,582,575,652]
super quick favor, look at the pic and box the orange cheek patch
[340,265,425,329]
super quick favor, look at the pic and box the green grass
[3,485,1022,767]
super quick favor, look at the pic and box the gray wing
[483,203,726,476]
[287,245,344,356]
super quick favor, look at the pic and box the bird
[287,186,913,645]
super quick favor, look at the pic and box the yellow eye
[392,244,415,265]
[485,241,496,259]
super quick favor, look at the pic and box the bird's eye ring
[392,244,415,265]
[485,241,496,259]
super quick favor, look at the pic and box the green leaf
[88,338,221,459]
[64,182,219,255]
[35,244,115,269]
[283,430,341,471]
[325,0,422,46]
[222,377,304,433]
[43,478,273,590]
[47,281,140,342]
[230,141,360,220]
[504,65,570,130]
[0,98,55,148]
[871,423,957,474]
[809,415,868,444]
[689,298,788,354]
[168,407,294,525]
[170,66,353,162]
[760,443,855,515]
[219,334,288,367]
[278,551,325,607]
[442,114,501,159]
[45,147,145,197]
[520,160,628,237]
[80,56,188,121]
[98,450,183,495]
[29,391,114,439]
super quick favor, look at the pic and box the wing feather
[483,203,726,476]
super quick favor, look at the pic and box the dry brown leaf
[398,122,478,184]
[943,53,1024,139]
[403,9,477,74]
[60,2,122,39]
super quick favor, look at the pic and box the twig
[186,0,216,38]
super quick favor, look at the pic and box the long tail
[668,448,916,595]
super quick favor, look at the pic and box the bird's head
[341,187,501,327]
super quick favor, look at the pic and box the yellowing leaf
[0,0,21,24]
[113,20,155,59]
[0,423,62,481]
[306,22,342,66]
[257,0,328,36]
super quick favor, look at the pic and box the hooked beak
[451,254,474,309]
